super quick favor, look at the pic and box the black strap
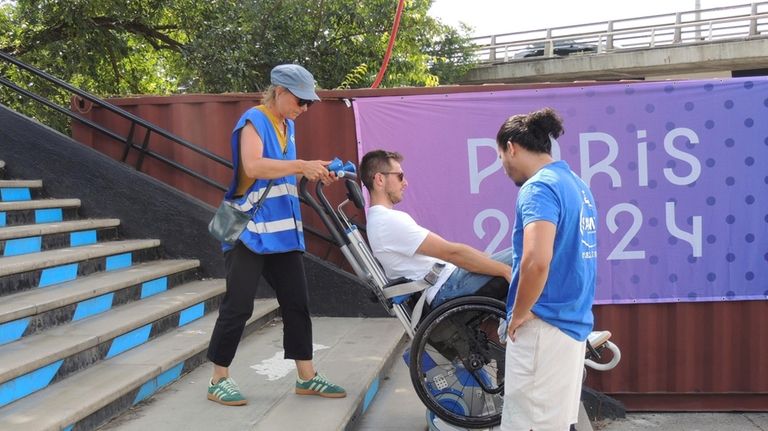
[252,179,275,212]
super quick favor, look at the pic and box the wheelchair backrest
[299,175,424,338]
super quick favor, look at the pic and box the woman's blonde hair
[262,85,278,105]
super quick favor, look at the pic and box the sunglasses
[285,89,314,107]
[381,171,405,181]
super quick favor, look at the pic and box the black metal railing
[0,50,231,192]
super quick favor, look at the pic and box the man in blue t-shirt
[496,108,597,431]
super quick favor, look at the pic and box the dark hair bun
[527,108,564,139]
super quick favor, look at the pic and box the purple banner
[353,78,768,304]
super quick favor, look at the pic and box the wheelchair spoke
[409,296,506,428]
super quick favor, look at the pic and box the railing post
[606,21,614,51]
[749,3,758,36]
[489,35,497,61]
[545,28,554,56]
[674,12,682,43]
[122,122,137,163]
[695,6,702,40]
[135,129,152,171]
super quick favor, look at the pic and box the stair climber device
[301,160,622,431]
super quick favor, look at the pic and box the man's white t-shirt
[366,205,456,303]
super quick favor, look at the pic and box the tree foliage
[0,0,477,97]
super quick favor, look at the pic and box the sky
[428,0,755,37]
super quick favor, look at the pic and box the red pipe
[371,0,406,88]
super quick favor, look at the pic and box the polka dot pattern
[569,77,768,304]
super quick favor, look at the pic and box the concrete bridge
[462,1,768,84]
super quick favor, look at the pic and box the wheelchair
[299,172,620,430]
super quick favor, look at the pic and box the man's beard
[387,190,402,204]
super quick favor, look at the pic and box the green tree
[176,0,477,92]
[0,0,477,97]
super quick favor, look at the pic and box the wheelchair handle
[314,172,359,235]
[298,176,347,247]
[585,340,621,371]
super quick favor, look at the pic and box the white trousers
[501,318,585,431]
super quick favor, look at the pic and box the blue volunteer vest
[221,107,304,254]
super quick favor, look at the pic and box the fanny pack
[208,180,274,245]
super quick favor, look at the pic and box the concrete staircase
[0,160,280,430]
[0,158,407,431]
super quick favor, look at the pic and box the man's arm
[507,220,556,341]
[416,232,512,282]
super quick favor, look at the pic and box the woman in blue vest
[206,64,346,405]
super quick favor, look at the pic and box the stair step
[0,219,121,257]
[0,180,43,202]
[0,298,280,431]
[0,180,42,188]
[0,239,161,295]
[0,219,120,241]
[0,198,80,227]
[0,260,200,343]
[0,239,160,277]
[0,198,79,212]
[99,317,406,431]
[0,279,226,407]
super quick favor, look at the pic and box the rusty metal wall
[588,301,768,411]
[70,83,767,411]
[72,94,256,206]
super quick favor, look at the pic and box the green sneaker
[207,377,247,406]
[295,372,346,398]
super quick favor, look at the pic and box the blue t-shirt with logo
[507,160,598,341]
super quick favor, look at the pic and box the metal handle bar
[314,173,359,236]
[585,341,622,371]
[299,175,362,247]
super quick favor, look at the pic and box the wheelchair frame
[300,174,508,428]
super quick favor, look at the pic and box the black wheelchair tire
[409,295,506,429]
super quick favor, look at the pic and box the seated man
[360,149,513,308]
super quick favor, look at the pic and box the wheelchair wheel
[409,296,506,429]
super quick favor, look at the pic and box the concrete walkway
[356,343,768,431]
[596,413,768,430]
[355,343,592,431]
[97,316,768,431]
[102,316,405,431]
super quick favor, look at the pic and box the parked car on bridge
[513,40,597,59]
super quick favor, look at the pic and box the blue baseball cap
[270,64,321,101]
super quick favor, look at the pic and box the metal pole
[606,21,614,51]
[545,28,554,57]
[749,3,758,36]
[695,0,702,40]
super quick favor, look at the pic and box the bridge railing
[471,1,768,63]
